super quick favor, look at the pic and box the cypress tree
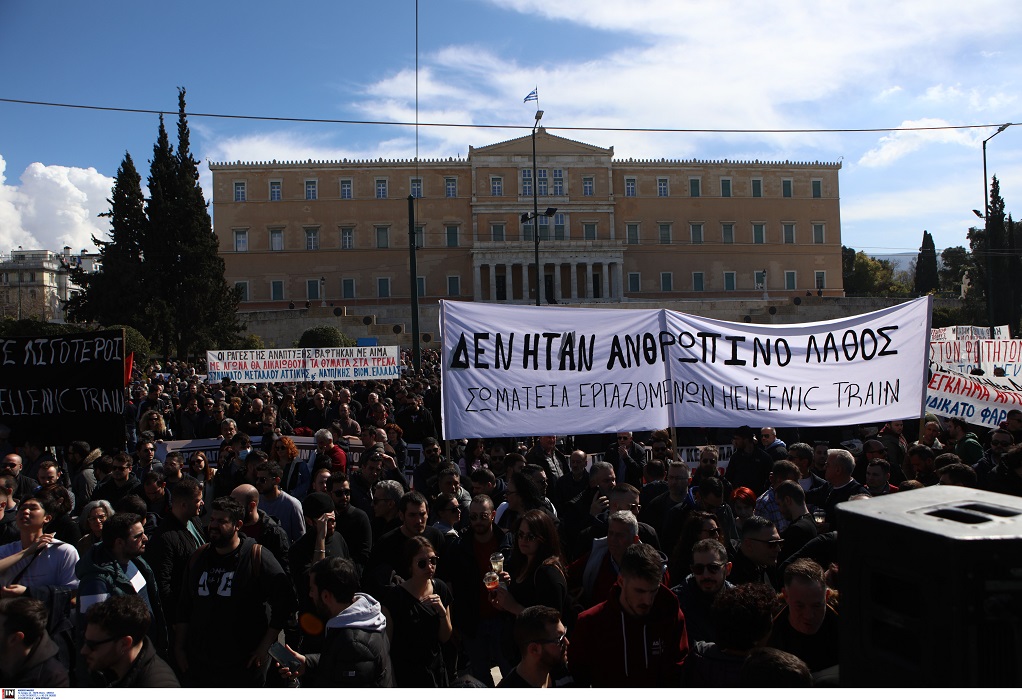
[914,230,939,296]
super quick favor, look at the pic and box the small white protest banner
[205,346,400,383]
[306,346,401,382]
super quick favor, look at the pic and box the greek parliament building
[210,129,843,338]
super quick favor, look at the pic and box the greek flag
[523,88,538,103]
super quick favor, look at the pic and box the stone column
[489,263,497,302]
[615,263,624,301]
[585,262,594,299]
[601,264,610,299]
[473,263,482,301]
[553,263,563,302]
[521,263,530,303]
[570,263,578,300]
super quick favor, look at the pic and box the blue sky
[2,0,1021,264]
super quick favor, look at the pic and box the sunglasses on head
[416,555,439,569]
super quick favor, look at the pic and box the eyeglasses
[700,458,717,464]
[468,512,492,521]
[255,476,271,483]
[748,538,784,548]
[992,440,1013,447]
[425,448,441,454]
[691,562,724,575]
[702,527,720,536]
[332,489,351,497]
[517,531,541,542]
[1,462,18,467]
[416,556,439,569]
[82,636,120,650]
[533,632,567,647]
[617,436,630,442]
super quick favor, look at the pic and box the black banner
[0,329,126,447]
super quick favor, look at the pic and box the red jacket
[318,444,347,473]
[568,582,688,687]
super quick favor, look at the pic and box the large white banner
[440,297,932,439]
[206,346,401,383]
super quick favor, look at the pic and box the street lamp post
[319,276,326,307]
[532,111,543,306]
[981,123,1011,330]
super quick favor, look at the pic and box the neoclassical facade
[210,130,843,311]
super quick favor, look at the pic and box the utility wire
[0,97,1015,135]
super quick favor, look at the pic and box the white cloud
[857,119,978,167]
[0,155,113,255]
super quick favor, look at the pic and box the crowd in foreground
[0,356,1020,688]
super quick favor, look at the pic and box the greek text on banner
[206,346,401,383]
[440,297,931,439]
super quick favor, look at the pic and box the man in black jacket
[0,597,68,687]
[143,477,205,650]
[81,595,179,687]
[279,556,393,687]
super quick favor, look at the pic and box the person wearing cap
[725,426,774,497]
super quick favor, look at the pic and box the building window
[410,178,422,198]
[416,277,426,298]
[753,224,765,244]
[751,178,762,198]
[445,177,457,198]
[340,179,353,199]
[376,226,389,249]
[628,272,641,293]
[490,177,503,197]
[521,169,533,197]
[660,272,673,292]
[341,227,355,250]
[537,216,550,241]
[491,223,505,242]
[307,279,321,300]
[377,278,391,298]
[305,180,318,200]
[270,229,283,251]
[721,178,732,197]
[782,179,793,198]
[305,228,319,250]
[583,176,594,196]
[235,281,249,301]
[522,219,533,241]
[659,223,672,244]
[584,223,597,241]
[815,271,826,289]
[233,230,248,252]
[812,179,822,198]
[625,178,636,197]
[724,271,736,291]
[447,276,461,297]
[690,223,703,244]
[657,178,669,197]
[785,271,797,290]
[234,182,246,202]
[375,179,388,199]
[271,280,284,301]
[269,181,281,201]
[722,223,734,244]
[783,223,795,244]
[693,272,705,292]
[342,278,356,299]
[553,169,564,196]
[689,178,700,197]
[756,270,767,290]
[627,223,639,245]
[445,225,459,247]
[554,214,566,240]
[536,169,548,196]
[414,226,424,249]
[813,223,825,244]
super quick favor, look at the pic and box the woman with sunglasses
[381,536,452,687]
[185,451,216,505]
[668,511,725,583]
[491,510,568,628]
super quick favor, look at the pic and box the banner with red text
[205,346,401,383]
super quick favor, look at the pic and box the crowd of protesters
[0,349,1020,688]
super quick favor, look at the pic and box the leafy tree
[66,152,147,328]
[297,326,355,348]
[914,230,939,296]
[842,249,911,297]
[938,246,970,297]
[107,324,151,364]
